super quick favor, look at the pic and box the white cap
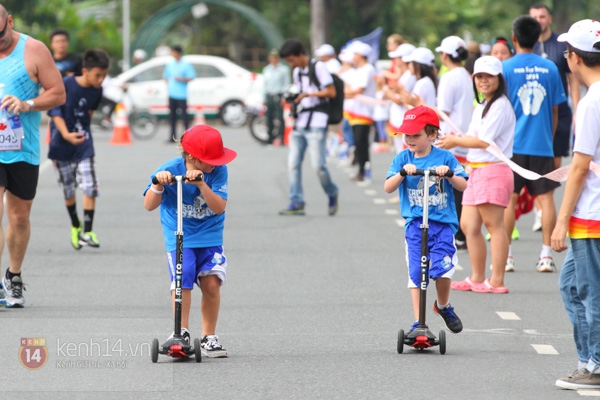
[348,41,372,57]
[339,50,354,63]
[473,55,503,76]
[315,44,336,57]
[557,19,600,53]
[435,36,467,58]
[388,43,416,59]
[133,49,147,61]
[402,47,435,67]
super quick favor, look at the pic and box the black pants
[454,187,466,242]
[266,94,284,143]
[352,124,371,174]
[169,97,190,140]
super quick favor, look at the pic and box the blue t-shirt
[47,76,102,162]
[502,53,567,157]
[386,146,468,234]
[163,59,196,100]
[144,157,229,252]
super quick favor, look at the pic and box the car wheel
[220,100,247,127]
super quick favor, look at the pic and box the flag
[342,27,382,65]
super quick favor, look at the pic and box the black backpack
[304,59,345,125]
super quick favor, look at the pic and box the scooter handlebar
[151,175,203,185]
[399,169,454,178]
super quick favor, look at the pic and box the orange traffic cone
[109,103,132,145]
[283,103,293,146]
[193,106,206,126]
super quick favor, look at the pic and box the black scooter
[151,175,202,363]
[397,168,453,355]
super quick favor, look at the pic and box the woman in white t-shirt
[400,47,437,108]
[439,56,515,294]
[384,43,417,154]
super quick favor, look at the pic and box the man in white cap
[315,44,341,75]
[132,49,147,65]
[552,19,600,391]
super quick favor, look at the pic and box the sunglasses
[0,16,9,39]
[563,50,570,59]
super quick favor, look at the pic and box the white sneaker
[532,210,542,232]
[2,273,25,308]
[200,335,228,358]
[505,257,515,272]
[536,257,556,273]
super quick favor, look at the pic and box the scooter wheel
[439,330,446,355]
[151,338,159,363]
[397,330,405,354]
[194,338,202,363]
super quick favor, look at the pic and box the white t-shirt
[570,80,600,238]
[339,68,356,111]
[294,60,333,129]
[389,70,417,129]
[325,58,342,75]
[412,76,436,108]
[373,89,389,121]
[466,95,515,163]
[346,63,376,121]
[437,67,475,160]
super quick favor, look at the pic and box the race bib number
[0,120,22,151]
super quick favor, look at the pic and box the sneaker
[532,210,542,232]
[556,369,600,390]
[433,301,463,334]
[455,239,467,250]
[505,256,515,272]
[279,202,305,216]
[163,328,190,347]
[536,256,556,273]
[79,231,100,248]
[350,173,364,182]
[328,195,338,216]
[485,232,491,241]
[71,223,82,250]
[511,227,520,241]
[0,282,6,307]
[200,335,228,358]
[408,321,428,333]
[2,273,25,308]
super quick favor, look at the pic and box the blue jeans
[559,239,600,372]
[288,127,338,205]
[342,118,354,147]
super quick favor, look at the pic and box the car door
[126,65,168,114]
[187,63,228,117]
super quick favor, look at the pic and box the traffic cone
[283,103,293,146]
[109,103,132,145]
[193,106,206,126]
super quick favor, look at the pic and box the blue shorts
[167,246,227,290]
[404,219,457,288]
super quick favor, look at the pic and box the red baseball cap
[396,106,439,135]
[181,125,237,165]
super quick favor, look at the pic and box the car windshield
[130,66,165,83]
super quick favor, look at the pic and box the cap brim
[435,46,443,53]
[556,33,569,43]
[198,148,238,166]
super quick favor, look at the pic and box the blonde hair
[387,34,405,47]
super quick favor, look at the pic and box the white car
[103,55,263,127]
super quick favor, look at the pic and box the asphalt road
[0,123,587,399]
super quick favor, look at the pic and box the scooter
[397,168,453,355]
[151,175,202,363]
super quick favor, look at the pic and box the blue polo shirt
[163,59,196,100]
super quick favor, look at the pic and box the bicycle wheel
[248,114,272,145]
[129,110,158,140]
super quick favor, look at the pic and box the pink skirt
[462,163,514,207]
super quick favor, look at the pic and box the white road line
[524,329,539,335]
[384,209,399,215]
[496,312,521,320]
[531,344,559,355]
[373,198,386,205]
[454,264,464,271]
[40,159,52,173]
[577,390,600,396]
[395,219,405,228]
[364,189,377,196]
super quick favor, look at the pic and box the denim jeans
[342,118,354,147]
[288,127,338,205]
[559,239,600,372]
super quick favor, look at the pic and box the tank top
[0,33,42,165]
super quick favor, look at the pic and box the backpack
[305,59,345,125]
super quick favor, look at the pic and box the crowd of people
[274,3,600,391]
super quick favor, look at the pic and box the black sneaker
[328,195,338,216]
[2,272,25,308]
[279,202,305,216]
[433,301,463,334]
[200,335,228,358]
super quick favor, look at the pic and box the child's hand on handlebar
[401,164,417,175]
[185,170,204,184]
[435,165,450,177]
[154,171,173,185]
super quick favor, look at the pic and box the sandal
[472,278,509,294]
[451,277,481,291]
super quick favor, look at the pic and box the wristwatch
[25,100,34,111]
